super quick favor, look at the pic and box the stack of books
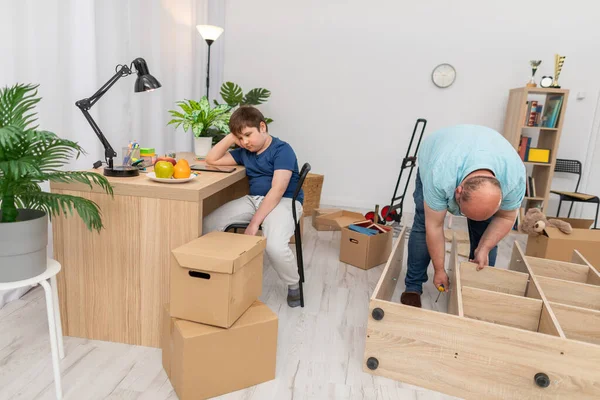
[518,136,551,163]
[523,95,564,128]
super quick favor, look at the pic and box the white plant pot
[194,137,213,158]
[0,209,48,283]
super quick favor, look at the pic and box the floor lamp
[196,24,224,100]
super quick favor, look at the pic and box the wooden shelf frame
[502,87,570,213]
[364,229,600,399]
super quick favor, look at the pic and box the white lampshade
[196,25,224,42]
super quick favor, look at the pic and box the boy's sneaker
[287,284,301,308]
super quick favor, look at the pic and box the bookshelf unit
[502,87,569,214]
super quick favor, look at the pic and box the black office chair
[225,162,311,307]
[550,159,599,229]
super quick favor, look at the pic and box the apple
[154,160,174,179]
[155,156,176,166]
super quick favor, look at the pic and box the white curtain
[0,0,226,307]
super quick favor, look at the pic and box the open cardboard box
[316,210,393,270]
[312,208,343,231]
[314,210,365,230]
[526,217,600,268]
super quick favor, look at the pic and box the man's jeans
[405,170,498,294]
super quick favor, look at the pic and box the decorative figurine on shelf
[526,60,542,87]
[551,54,566,88]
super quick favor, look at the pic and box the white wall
[221,0,600,216]
[0,0,215,170]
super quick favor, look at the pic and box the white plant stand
[0,259,65,399]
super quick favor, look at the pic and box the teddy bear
[518,207,572,236]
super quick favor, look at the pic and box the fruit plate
[146,172,196,184]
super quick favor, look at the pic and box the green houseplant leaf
[220,82,244,107]
[242,88,271,106]
[0,83,113,231]
[215,82,274,128]
[167,95,232,138]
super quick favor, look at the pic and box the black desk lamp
[75,57,161,177]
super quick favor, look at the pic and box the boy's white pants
[202,195,303,286]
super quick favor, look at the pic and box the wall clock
[432,63,456,88]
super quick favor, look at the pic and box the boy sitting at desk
[203,106,304,308]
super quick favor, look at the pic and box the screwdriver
[435,284,446,303]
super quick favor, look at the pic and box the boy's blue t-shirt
[229,136,304,204]
[417,124,526,216]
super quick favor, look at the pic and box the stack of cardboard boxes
[162,231,278,400]
[312,208,394,270]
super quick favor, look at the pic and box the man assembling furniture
[401,124,526,308]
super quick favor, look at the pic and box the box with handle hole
[170,232,266,328]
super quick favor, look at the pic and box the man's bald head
[456,175,502,221]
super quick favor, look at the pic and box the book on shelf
[527,148,550,163]
[528,176,536,198]
[523,101,545,127]
[518,136,531,161]
[517,135,550,163]
[540,95,563,128]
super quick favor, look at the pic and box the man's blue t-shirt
[417,124,526,216]
[230,136,304,204]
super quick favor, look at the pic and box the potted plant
[167,96,232,157]
[0,83,113,283]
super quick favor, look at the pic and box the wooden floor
[0,214,526,400]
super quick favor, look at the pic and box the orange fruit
[173,159,191,179]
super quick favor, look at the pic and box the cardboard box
[312,208,343,231]
[316,209,393,269]
[171,232,266,328]
[555,217,595,229]
[163,301,278,400]
[162,304,176,378]
[340,224,393,270]
[314,209,365,231]
[525,218,600,268]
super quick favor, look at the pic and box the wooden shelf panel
[524,161,551,166]
[536,275,600,311]
[462,286,543,332]
[511,87,570,95]
[551,302,600,345]
[459,262,529,296]
[521,126,559,131]
[524,196,545,201]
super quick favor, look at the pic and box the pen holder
[122,147,140,167]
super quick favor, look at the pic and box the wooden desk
[50,153,248,347]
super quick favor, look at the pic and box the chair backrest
[293,162,311,203]
[554,159,582,192]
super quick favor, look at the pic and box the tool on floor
[435,284,446,303]
[381,118,427,226]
